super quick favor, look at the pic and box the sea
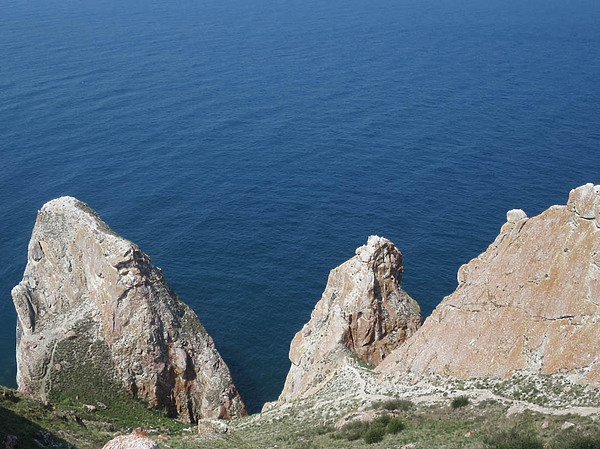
[1,0,599,413]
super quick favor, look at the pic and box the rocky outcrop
[279,236,422,402]
[377,184,600,387]
[103,432,157,449]
[12,197,246,422]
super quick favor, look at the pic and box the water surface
[1,0,599,412]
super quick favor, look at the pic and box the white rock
[506,209,528,223]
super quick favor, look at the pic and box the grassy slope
[1,384,599,449]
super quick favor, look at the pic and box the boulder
[377,184,600,387]
[279,236,421,401]
[103,433,157,449]
[12,197,246,422]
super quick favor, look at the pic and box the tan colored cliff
[12,197,246,421]
[279,236,422,402]
[377,184,600,387]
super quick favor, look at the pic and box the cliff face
[12,197,246,422]
[377,184,600,387]
[279,236,422,402]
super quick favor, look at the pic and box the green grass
[1,384,599,449]
[483,427,544,449]
[552,431,600,449]
[0,385,190,449]
[363,425,386,444]
[387,418,405,434]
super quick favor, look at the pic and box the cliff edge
[377,184,600,387]
[12,197,246,422]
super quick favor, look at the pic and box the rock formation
[103,432,157,449]
[377,184,600,387]
[279,236,422,402]
[12,197,246,422]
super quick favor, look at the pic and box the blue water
[1,0,599,413]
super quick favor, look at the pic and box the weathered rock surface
[279,236,422,402]
[12,197,246,422]
[377,184,600,387]
[103,433,157,449]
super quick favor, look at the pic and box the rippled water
[1,0,599,412]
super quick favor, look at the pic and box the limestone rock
[102,433,157,449]
[377,184,600,387]
[198,418,230,435]
[279,236,422,402]
[12,197,246,421]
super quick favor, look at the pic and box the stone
[102,433,157,449]
[567,183,599,220]
[197,418,230,435]
[506,404,526,417]
[12,197,246,422]
[335,411,377,429]
[506,209,527,223]
[65,330,77,339]
[561,421,576,431]
[279,236,422,402]
[377,184,600,387]
[541,420,550,429]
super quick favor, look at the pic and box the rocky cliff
[12,197,246,422]
[377,184,600,387]
[279,236,422,402]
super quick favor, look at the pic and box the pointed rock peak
[39,196,98,224]
[278,236,421,402]
[355,235,397,262]
[12,198,246,422]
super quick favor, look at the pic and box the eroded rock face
[279,236,422,402]
[12,197,246,421]
[377,184,600,387]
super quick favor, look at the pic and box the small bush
[451,395,470,409]
[555,432,600,449]
[337,414,406,443]
[484,428,544,449]
[363,425,386,444]
[314,425,334,435]
[338,420,370,441]
[387,418,405,434]
[376,398,414,411]
[373,415,391,426]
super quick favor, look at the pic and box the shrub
[484,428,544,449]
[373,415,391,426]
[451,395,470,409]
[314,425,334,435]
[555,432,600,449]
[363,425,386,444]
[374,398,414,411]
[338,420,370,441]
[387,417,405,434]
